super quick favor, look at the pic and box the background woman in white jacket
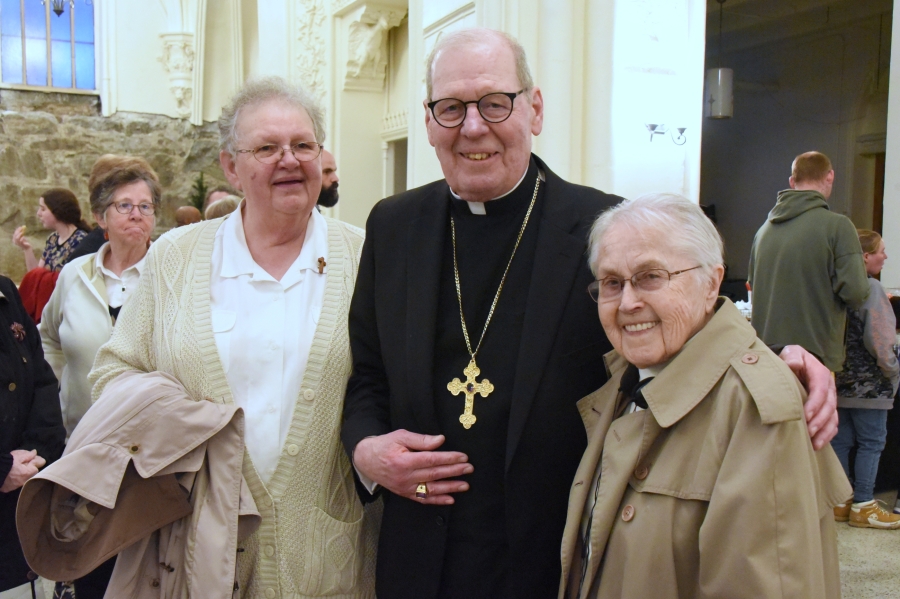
[38,154,159,599]
[40,155,160,436]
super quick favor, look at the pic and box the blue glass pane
[51,39,71,87]
[50,5,70,41]
[73,0,91,42]
[74,41,92,89]
[25,37,46,85]
[1,0,22,36]
[1,35,22,83]
[23,0,44,39]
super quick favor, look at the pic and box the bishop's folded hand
[353,430,473,505]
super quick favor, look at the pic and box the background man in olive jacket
[749,151,870,372]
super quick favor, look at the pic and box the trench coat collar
[606,298,758,429]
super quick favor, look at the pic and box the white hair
[588,193,724,281]
[218,76,326,156]
[425,28,534,101]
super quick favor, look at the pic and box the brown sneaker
[849,500,900,529]
[834,500,852,522]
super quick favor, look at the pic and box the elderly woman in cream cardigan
[86,77,380,598]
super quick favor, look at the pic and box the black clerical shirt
[432,158,545,597]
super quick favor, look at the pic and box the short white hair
[218,76,326,156]
[588,193,724,280]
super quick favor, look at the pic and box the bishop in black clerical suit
[342,153,621,598]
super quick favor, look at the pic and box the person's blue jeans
[831,407,889,502]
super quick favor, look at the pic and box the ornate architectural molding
[159,32,195,119]
[381,109,408,141]
[341,3,407,92]
[296,0,328,101]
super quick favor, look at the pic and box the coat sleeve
[697,385,839,599]
[832,220,869,310]
[860,280,900,394]
[38,263,70,382]
[88,244,159,402]
[9,282,65,464]
[341,204,394,462]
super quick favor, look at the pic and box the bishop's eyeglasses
[236,141,322,164]
[588,266,702,302]
[427,90,525,128]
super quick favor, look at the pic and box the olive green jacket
[559,299,850,599]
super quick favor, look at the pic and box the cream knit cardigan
[90,216,380,599]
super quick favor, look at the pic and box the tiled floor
[837,518,900,599]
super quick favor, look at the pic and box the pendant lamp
[706,0,733,119]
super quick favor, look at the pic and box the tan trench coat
[17,371,261,598]
[559,299,851,599]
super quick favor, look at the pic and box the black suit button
[436,516,445,526]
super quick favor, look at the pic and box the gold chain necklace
[446,174,541,429]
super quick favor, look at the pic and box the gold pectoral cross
[447,359,494,429]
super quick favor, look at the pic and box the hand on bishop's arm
[779,345,838,450]
[353,430,474,505]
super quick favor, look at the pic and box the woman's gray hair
[588,193,724,280]
[425,28,534,100]
[218,76,326,156]
[88,156,161,216]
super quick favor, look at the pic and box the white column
[256,0,291,79]
[880,3,900,287]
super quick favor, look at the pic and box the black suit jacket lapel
[405,187,449,434]
[506,163,589,471]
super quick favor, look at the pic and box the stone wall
[0,89,229,282]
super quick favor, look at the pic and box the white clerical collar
[449,165,536,215]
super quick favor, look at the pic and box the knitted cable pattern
[90,216,379,599]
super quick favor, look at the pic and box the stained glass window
[0,0,94,90]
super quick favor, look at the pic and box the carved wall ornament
[343,3,406,92]
[159,32,195,119]
[296,0,328,102]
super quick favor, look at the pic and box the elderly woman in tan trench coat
[559,194,851,599]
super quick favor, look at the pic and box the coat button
[303,388,315,401]
[634,465,649,480]
[129,444,140,454]
[264,545,275,557]
[26,570,37,581]
[436,516,445,526]
[741,353,759,364]
[622,504,635,522]
[8,383,15,391]
[151,579,160,588]
[265,588,276,598]
[286,444,300,456]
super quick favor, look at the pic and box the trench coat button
[264,545,275,557]
[8,382,15,391]
[621,505,635,522]
[303,388,316,402]
[436,516,445,526]
[286,444,300,456]
[634,465,649,480]
[151,579,160,588]
[265,587,276,598]
[129,444,140,454]
[26,570,37,581]
[741,353,759,364]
